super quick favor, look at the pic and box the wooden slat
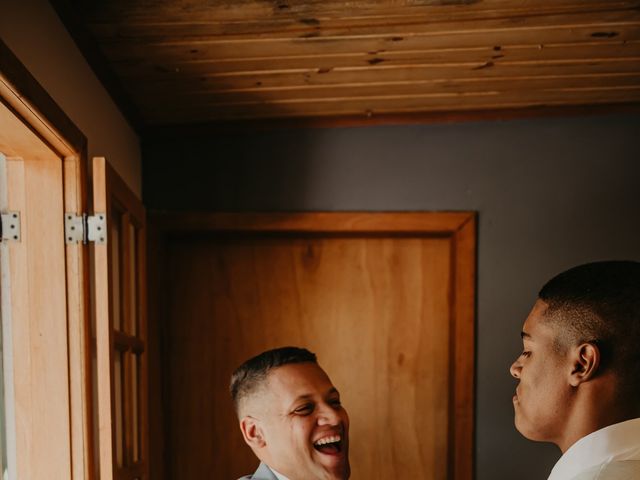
[85,2,640,39]
[98,13,640,61]
[452,216,476,480]
[64,154,94,480]
[112,40,640,79]
[93,156,116,480]
[81,0,640,29]
[128,67,640,107]
[151,211,472,234]
[2,156,26,480]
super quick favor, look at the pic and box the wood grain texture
[6,153,73,480]
[452,215,476,480]
[52,0,640,124]
[64,154,95,480]
[150,211,471,233]
[93,156,116,480]
[93,157,149,480]
[2,56,93,480]
[152,212,475,480]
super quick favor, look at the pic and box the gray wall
[144,113,640,480]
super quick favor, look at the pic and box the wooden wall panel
[165,232,460,479]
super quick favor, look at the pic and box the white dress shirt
[548,418,640,480]
[269,467,290,480]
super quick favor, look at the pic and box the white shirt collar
[548,417,640,480]
[269,466,290,480]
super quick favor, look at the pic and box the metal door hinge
[65,213,107,245]
[0,211,21,242]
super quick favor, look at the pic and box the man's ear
[240,416,266,449]
[569,342,600,387]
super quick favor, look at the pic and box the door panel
[164,225,471,479]
[1,152,71,479]
[92,157,148,480]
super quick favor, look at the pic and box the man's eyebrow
[291,387,339,404]
[291,394,313,403]
[521,331,531,340]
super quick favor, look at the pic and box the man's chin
[514,417,546,443]
[312,452,350,479]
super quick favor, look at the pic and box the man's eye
[329,398,342,407]
[294,404,313,415]
[521,350,531,358]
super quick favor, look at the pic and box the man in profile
[231,346,350,480]
[510,260,640,479]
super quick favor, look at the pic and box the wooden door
[155,213,475,480]
[92,157,149,480]
[0,99,77,479]
[2,43,151,480]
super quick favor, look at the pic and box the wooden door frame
[148,211,476,480]
[1,39,94,479]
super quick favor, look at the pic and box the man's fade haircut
[538,260,640,392]
[230,346,317,414]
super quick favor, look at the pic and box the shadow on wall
[142,123,320,212]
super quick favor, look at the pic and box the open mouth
[313,434,343,455]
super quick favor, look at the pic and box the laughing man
[231,347,350,480]
[510,261,640,479]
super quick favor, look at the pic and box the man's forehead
[522,300,551,332]
[521,301,563,346]
[267,363,336,398]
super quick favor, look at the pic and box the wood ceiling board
[54,0,640,126]
[132,73,640,106]
[94,10,640,48]
[84,3,640,39]
[78,0,640,25]
[95,25,640,68]
[111,41,640,81]
[123,59,640,96]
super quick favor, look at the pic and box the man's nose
[510,358,521,379]
[317,403,341,426]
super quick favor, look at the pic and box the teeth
[314,435,341,446]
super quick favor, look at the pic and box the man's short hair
[538,260,640,392]
[230,346,317,414]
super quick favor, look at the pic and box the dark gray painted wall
[143,113,640,480]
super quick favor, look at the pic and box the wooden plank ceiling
[68,0,640,126]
